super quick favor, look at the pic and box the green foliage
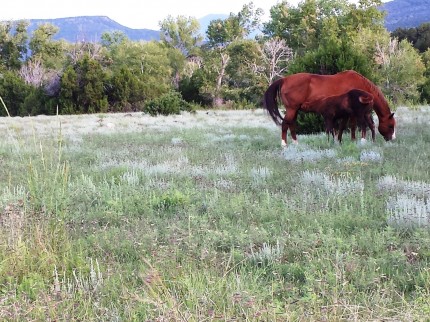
[107,67,145,111]
[376,38,426,104]
[20,87,56,116]
[0,20,28,70]
[206,2,263,48]
[144,90,194,116]
[226,40,264,102]
[151,189,190,211]
[392,22,430,53]
[159,15,203,57]
[59,55,108,114]
[296,111,325,134]
[0,71,32,116]
[419,49,430,103]
[29,23,63,69]
[179,71,212,106]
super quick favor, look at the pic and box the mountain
[26,16,160,42]
[20,1,430,43]
[381,0,430,31]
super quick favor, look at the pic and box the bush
[296,111,325,134]
[144,91,195,116]
[0,71,32,116]
[179,73,212,106]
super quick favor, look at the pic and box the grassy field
[1,107,430,321]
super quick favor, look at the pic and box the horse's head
[378,113,396,141]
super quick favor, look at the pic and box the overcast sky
[1,0,381,30]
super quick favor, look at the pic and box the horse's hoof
[281,140,287,147]
[292,140,299,145]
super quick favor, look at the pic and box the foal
[301,89,375,143]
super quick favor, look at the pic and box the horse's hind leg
[281,119,289,147]
[289,122,299,145]
[281,109,299,146]
[286,109,299,145]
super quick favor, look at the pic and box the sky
[1,0,381,30]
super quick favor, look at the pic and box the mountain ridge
[9,0,430,42]
[380,0,430,31]
[26,16,160,42]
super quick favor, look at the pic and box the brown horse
[301,89,375,143]
[263,70,396,146]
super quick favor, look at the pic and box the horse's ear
[389,113,395,119]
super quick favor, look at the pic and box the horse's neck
[373,96,391,119]
[360,80,391,118]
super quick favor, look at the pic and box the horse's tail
[263,78,284,126]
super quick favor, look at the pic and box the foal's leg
[337,118,348,143]
[349,116,357,141]
[365,113,376,141]
[324,118,335,142]
[357,114,371,142]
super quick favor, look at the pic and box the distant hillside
[25,15,229,43]
[20,1,430,43]
[381,0,430,31]
[27,16,160,42]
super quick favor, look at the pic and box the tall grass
[1,107,430,320]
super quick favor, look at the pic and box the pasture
[1,107,430,320]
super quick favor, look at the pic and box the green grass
[0,108,429,320]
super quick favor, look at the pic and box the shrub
[296,111,325,134]
[144,91,194,116]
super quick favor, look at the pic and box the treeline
[1,0,430,117]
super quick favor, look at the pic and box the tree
[58,65,78,113]
[205,2,263,106]
[108,67,146,111]
[159,15,203,89]
[375,37,425,103]
[159,15,202,57]
[101,35,172,105]
[207,2,263,48]
[392,23,430,53]
[59,55,108,114]
[419,48,430,103]
[264,0,384,54]
[0,20,28,70]
[224,39,263,104]
[29,23,64,69]
[0,71,31,116]
[288,13,372,76]
[247,38,293,86]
